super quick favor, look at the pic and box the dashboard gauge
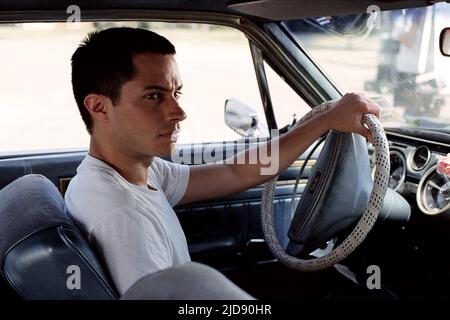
[417,165,450,215]
[371,150,406,191]
[411,146,431,171]
[389,151,406,191]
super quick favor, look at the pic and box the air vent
[411,146,431,171]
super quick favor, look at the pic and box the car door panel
[172,140,320,270]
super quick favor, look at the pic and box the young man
[65,27,380,295]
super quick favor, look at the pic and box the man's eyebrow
[143,84,183,91]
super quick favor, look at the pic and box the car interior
[1,0,450,301]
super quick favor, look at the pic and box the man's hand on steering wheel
[322,93,382,142]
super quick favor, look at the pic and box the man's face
[108,52,186,159]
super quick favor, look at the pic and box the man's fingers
[367,101,381,118]
[359,127,373,143]
[372,106,381,119]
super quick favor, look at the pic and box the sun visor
[228,0,441,21]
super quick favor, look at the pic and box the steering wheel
[261,101,390,271]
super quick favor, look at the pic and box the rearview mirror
[440,28,450,57]
[224,98,263,138]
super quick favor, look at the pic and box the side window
[155,24,268,144]
[264,62,311,127]
[0,22,267,155]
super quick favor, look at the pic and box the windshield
[283,3,450,131]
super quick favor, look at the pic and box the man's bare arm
[178,93,380,205]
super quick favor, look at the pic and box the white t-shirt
[65,154,191,295]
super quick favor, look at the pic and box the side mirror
[224,98,265,138]
[440,28,450,57]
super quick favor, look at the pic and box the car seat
[0,174,117,299]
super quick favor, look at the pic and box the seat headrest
[0,174,73,264]
[0,174,117,299]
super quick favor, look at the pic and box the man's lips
[159,129,180,142]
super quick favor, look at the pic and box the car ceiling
[229,0,446,20]
[0,0,444,21]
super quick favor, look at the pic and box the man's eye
[144,93,160,100]
[175,91,183,100]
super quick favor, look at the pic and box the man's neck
[89,140,153,187]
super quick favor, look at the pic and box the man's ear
[83,94,111,124]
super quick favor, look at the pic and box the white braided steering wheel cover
[261,102,390,271]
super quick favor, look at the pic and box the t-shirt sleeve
[150,158,190,206]
[89,205,174,295]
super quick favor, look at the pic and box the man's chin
[155,143,176,158]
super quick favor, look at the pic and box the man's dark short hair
[71,27,176,134]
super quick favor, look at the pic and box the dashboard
[373,129,450,217]
[364,128,450,299]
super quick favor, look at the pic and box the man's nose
[166,97,187,123]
